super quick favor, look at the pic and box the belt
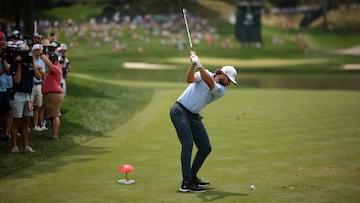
[44,92,62,95]
[14,92,32,96]
[176,102,198,116]
[33,82,42,85]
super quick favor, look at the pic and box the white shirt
[33,57,46,83]
[177,70,226,114]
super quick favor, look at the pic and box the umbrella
[118,164,135,184]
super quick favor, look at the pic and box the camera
[1,42,33,64]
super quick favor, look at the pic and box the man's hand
[15,55,22,62]
[190,54,202,68]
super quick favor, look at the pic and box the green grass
[0,78,153,177]
[39,3,103,22]
[0,86,359,203]
[0,2,360,202]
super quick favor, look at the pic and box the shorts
[44,93,63,118]
[32,83,43,107]
[12,92,33,118]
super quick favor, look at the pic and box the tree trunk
[22,0,34,37]
[322,0,328,28]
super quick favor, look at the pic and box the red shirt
[42,64,62,94]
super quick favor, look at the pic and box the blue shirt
[0,62,10,92]
[33,57,46,83]
[177,70,226,114]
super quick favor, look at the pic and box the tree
[0,0,34,37]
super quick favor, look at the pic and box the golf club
[182,8,193,51]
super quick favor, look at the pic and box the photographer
[10,42,41,153]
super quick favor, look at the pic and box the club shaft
[182,9,193,50]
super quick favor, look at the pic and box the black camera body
[2,45,33,64]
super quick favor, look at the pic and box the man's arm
[40,54,54,72]
[189,52,215,89]
[33,62,42,80]
[198,66,215,90]
[186,63,198,83]
[13,56,22,84]
[1,59,10,75]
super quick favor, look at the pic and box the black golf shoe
[192,177,210,187]
[179,181,207,193]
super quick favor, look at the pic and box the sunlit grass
[41,3,102,22]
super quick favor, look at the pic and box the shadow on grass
[0,79,152,178]
[11,144,109,180]
[0,114,107,178]
[197,189,248,201]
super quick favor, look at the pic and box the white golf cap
[221,66,237,85]
[32,44,42,52]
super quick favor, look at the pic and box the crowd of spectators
[0,29,70,153]
[60,12,233,52]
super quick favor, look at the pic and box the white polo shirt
[177,70,226,114]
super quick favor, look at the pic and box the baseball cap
[7,41,16,47]
[41,39,51,46]
[57,43,68,51]
[60,43,67,50]
[49,53,58,62]
[32,44,42,52]
[220,66,237,85]
[50,41,58,47]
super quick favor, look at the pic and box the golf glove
[190,55,202,68]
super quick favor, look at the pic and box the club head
[182,8,187,14]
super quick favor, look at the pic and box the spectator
[48,41,59,55]
[40,53,63,141]
[49,32,56,43]
[33,33,43,44]
[10,42,42,153]
[57,43,71,96]
[31,44,47,131]
[0,39,11,141]
[40,39,57,56]
[4,66,13,141]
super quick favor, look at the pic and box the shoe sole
[179,188,207,193]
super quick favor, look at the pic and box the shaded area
[0,78,153,178]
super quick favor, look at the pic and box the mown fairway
[0,77,359,203]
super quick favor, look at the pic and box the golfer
[170,51,237,193]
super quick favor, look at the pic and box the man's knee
[201,145,212,155]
